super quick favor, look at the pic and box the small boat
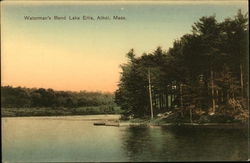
[93,121,120,127]
[105,122,120,127]
[93,122,106,126]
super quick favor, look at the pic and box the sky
[1,0,248,92]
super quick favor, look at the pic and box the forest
[1,86,120,116]
[115,10,249,123]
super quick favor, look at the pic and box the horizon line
[1,84,116,94]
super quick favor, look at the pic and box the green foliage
[1,86,115,109]
[1,105,122,117]
[115,10,248,122]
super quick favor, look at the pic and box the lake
[2,115,248,162]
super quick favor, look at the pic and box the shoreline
[1,113,121,118]
[118,121,248,128]
[1,107,122,117]
[1,114,249,128]
[2,114,248,129]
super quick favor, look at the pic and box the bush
[198,114,235,123]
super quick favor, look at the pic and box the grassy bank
[120,110,247,126]
[1,105,122,117]
[118,117,248,129]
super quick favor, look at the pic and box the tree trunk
[240,64,244,98]
[221,91,224,103]
[153,91,156,109]
[166,90,169,110]
[211,69,216,113]
[148,68,154,119]
[159,94,162,110]
[180,83,184,117]
[190,108,193,123]
[216,89,219,104]
[170,94,172,109]
[163,93,166,109]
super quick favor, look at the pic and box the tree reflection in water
[121,126,248,162]
[121,126,175,162]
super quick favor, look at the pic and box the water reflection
[164,127,248,161]
[2,116,248,162]
[121,126,248,161]
[122,127,154,161]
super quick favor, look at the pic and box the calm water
[2,115,249,162]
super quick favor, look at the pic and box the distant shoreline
[1,113,120,118]
[2,113,247,129]
[1,107,122,118]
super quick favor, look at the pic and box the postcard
[1,0,249,162]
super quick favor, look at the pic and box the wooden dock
[93,121,120,127]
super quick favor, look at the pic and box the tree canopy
[115,10,248,122]
[1,86,114,108]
